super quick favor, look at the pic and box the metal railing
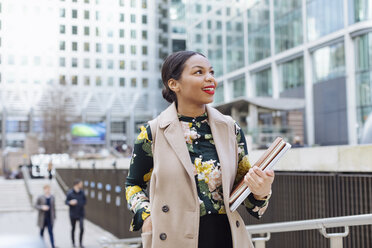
[97,214,372,248]
[21,165,34,206]
[246,214,372,248]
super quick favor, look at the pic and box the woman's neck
[176,102,206,118]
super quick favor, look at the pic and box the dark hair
[161,51,206,103]
[73,178,82,186]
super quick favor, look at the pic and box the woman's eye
[210,70,215,75]
[195,70,202,75]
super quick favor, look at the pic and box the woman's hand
[244,166,274,200]
[142,216,152,233]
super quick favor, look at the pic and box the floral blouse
[125,113,270,231]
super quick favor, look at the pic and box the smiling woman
[125,51,275,248]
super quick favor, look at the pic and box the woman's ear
[168,79,180,93]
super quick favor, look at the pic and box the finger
[252,166,266,178]
[265,169,275,177]
[244,173,259,190]
[249,168,264,184]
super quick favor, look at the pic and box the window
[107,44,113,53]
[60,25,65,34]
[96,59,102,68]
[72,58,78,67]
[119,29,124,38]
[84,42,90,51]
[60,75,66,85]
[108,77,114,86]
[59,57,65,67]
[84,58,90,68]
[84,26,90,35]
[84,10,90,19]
[72,9,78,18]
[96,76,102,86]
[119,77,125,87]
[84,0,90,3]
[84,76,90,86]
[96,43,101,52]
[119,60,125,70]
[72,42,78,51]
[96,11,100,20]
[60,8,65,17]
[72,26,78,35]
[59,41,65,50]
[95,27,100,36]
[119,13,124,22]
[142,15,147,24]
[142,0,147,8]
[131,61,137,70]
[142,46,148,55]
[131,14,136,23]
[107,59,114,69]
[131,78,136,87]
[72,75,78,85]
[119,44,125,54]
[142,61,148,71]
[130,45,136,55]
[142,78,148,88]
[142,30,147,40]
[119,0,124,7]
[107,29,113,37]
[130,0,136,7]
[130,30,136,39]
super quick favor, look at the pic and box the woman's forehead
[184,54,212,69]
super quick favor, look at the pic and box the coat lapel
[207,105,236,206]
[159,103,195,180]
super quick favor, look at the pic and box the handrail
[97,214,372,248]
[54,170,69,193]
[245,214,372,234]
[21,166,34,206]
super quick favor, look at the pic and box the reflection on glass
[232,76,246,99]
[247,0,271,63]
[116,196,121,206]
[307,0,344,41]
[98,191,102,201]
[105,184,111,191]
[90,181,95,188]
[313,42,345,83]
[97,182,102,189]
[255,68,272,97]
[349,0,372,24]
[279,57,304,92]
[226,7,244,72]
[106,194,111,203]
[90,190,95,199]
[214,83,224,104]
[355,32,372,138]
[274,0,302,53]
[115,185,121,193]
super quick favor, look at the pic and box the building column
[2,110,6,149]
[304,49,315,146]
[248,104,258,133]
[105,111,111,148]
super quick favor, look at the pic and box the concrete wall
[249,144,372,172]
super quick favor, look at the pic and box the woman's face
[172,54,217,106]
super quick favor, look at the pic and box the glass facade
[214,83,224,104]
[226,8,244,73]
[274,0,303,53]
[355,32,372,132]
[307,0,344,41]
[207,9,224,77]
[349,0,372,23]
[255,68,272,97]
[313,42,345,83]
[247,0,271,63]
[279,56,304,92]
[232,76,246,99]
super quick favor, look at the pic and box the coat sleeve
[34,196,43,210]
[65,190,72,205]
[234,122,270,219]
[125,124,153,231]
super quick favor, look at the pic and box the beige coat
[142,103,253,248]
[35,195,56,228]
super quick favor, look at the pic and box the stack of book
[229,137,291,212]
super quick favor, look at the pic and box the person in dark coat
[65,179,86,248]
[35,184,56,248]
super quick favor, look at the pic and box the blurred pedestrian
[47,161,53,180]
[35,184,56,248]
[65,179,86,248]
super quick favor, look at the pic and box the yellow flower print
[137,126,150,141]
[237,155,252,181]
[142,211,150,221]
[218,205,226,214]
[143,168,153,182]
[126,185,142,201]
[195,159,215,183]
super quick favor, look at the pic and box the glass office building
[186,0,372,146]
[0,0,166,149]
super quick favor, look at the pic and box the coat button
[160,233,167,240]
[236,220,240,228]
[162,205,169,213]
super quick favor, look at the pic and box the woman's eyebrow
[191,65,213,70]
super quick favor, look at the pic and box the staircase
[0,178,32,212]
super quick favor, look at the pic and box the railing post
[252,233,271,248]
[319,226,349,248]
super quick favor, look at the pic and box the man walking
[36,184,56,248]
[65,179,86,248]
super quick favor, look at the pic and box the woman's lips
[203,86,215,95]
